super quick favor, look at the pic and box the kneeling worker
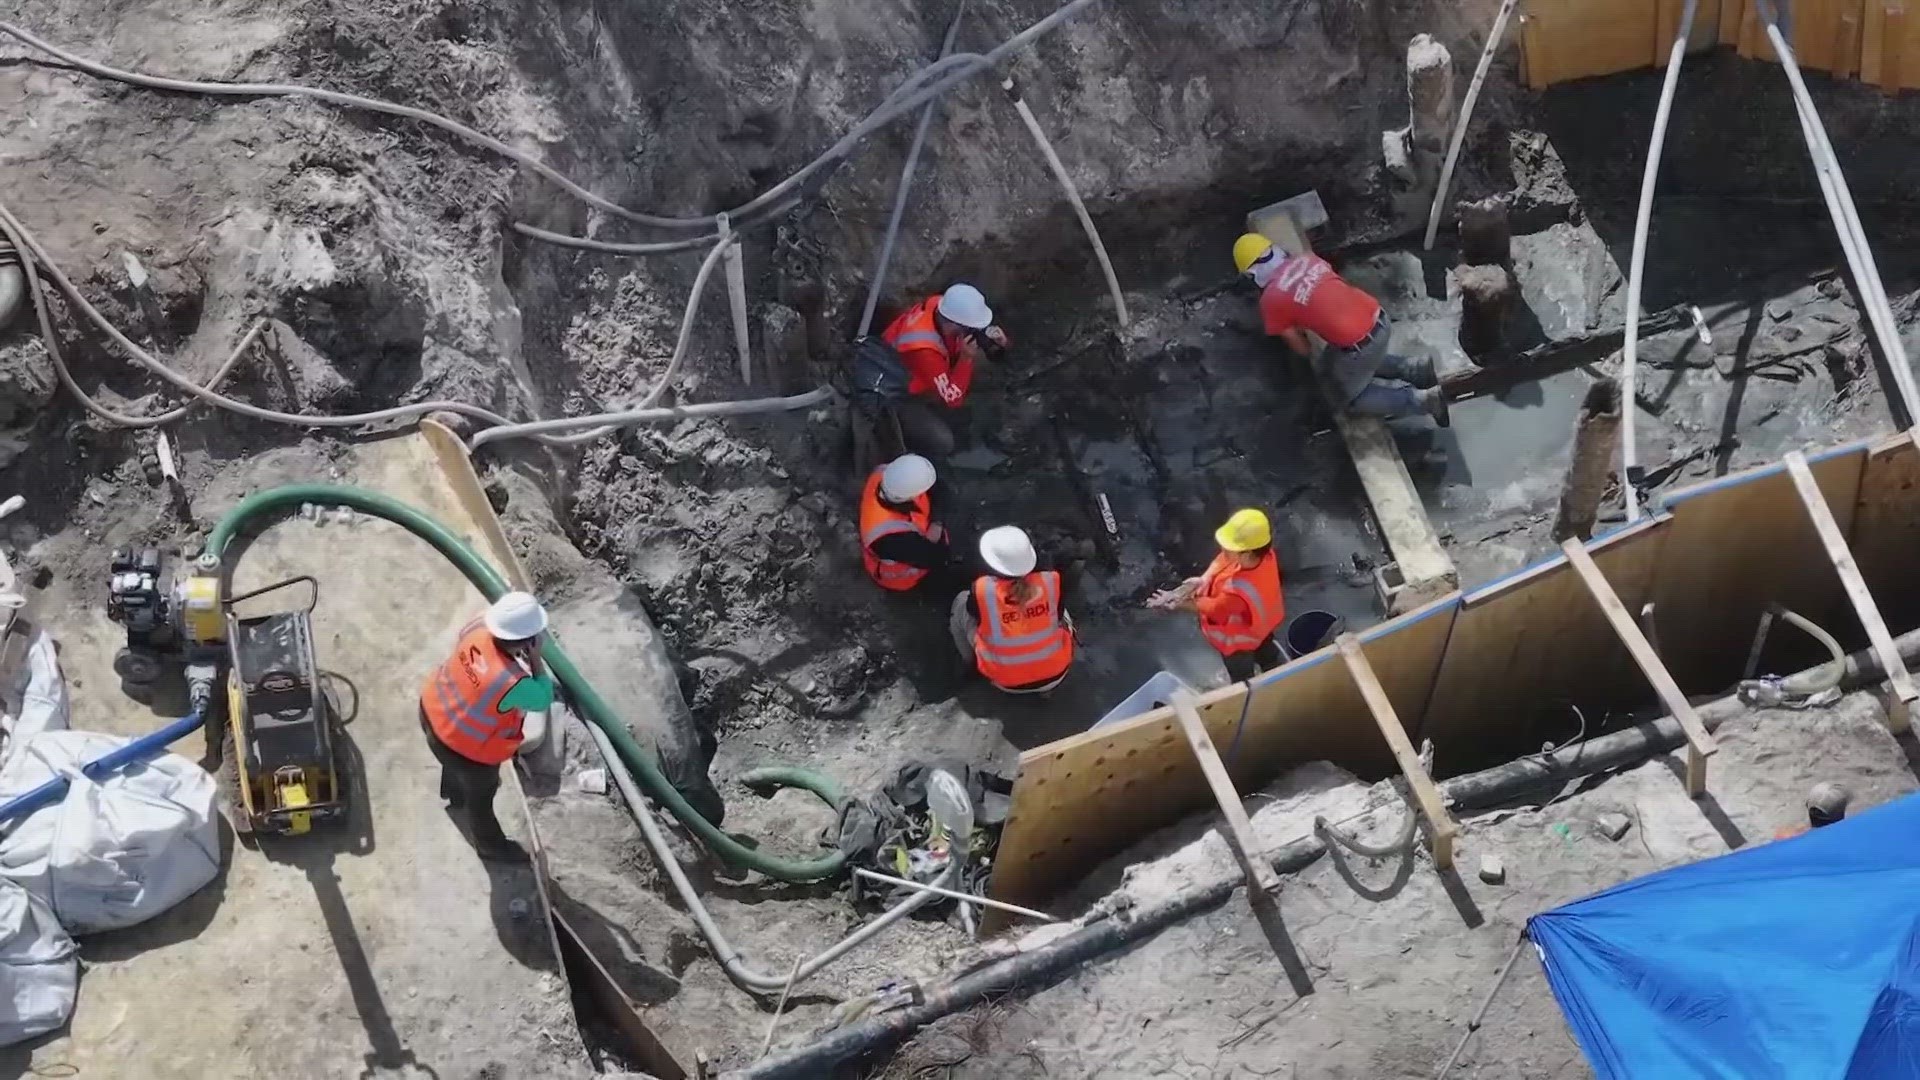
[954,526,1075,693]
[880,283,1010,461]
[860,453,955,593]
[1233,233,1447,426]
[1148,508,1285,681]
[420,591,556,862]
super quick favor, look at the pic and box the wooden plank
[1850,428,1920,635]
[986,594,1456,915]
[1659,0,1724,58]
[1865,0,1916,87]
[1521,0,1663,86]
[1787,450,1918,732]
[1336,634,1458,869]
[1170,690,1281,895]
[1423,515,1669,776]
[1651,444,1868,690]
[1563,538,1718,796]
[1720,0,1748,44]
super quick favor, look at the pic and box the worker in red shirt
[1232,234,1448,426]
[1147,508,1286,681]
[879,283,1010,461]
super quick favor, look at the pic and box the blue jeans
[1329,332,1431,419]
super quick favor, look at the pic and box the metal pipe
[1002,77,1128,328]
[853,867,1056,922]
[1422,0,1520,251]
[0,711,204,826]
[469,386,833,450]
[856,2,969,341]
[584,720,947,995]
[1621,0,1698,522]
[1761,2,1920,425]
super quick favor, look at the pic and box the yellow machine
[108,550,342,836]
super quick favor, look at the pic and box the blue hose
[0,711,205,827]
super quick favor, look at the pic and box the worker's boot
[1419,387,1451,428]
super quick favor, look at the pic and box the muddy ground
[7,0,1920,1074]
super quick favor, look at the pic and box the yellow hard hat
[1232,233,1275,275]
[1215,508,1271,552]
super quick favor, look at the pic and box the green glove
[498,674,555,714]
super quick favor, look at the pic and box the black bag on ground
[850,336,912,408]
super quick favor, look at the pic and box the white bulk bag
[0,877,75,1046]
[0,730,219,934]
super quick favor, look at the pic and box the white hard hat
[979,525,1037,577]
[485,591,549,641]
[936,283,993,330]
[880,454,936,502]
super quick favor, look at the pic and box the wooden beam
[1169,690,1281,896]
[1335,634,1459,869]
[1786,449,1918,733]
[1561,538,1718,795]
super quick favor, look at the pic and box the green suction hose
[206,483,849,882]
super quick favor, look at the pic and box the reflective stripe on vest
[858,469,933,591]
[432,665,520,745]
[889,329,947,354]
[972,573,1073,687]
[422,623,530,765]
[1198,552,1284,656]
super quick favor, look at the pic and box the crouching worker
[860,453,957,593]
[420,591,556,863]
[1232,233,1448,426]
[1148,508,1285,682]
[953,526,1075,693]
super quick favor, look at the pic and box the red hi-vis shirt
[1258,253,1381,349]
[883,295,974,408]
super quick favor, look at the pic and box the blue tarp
[1528,793,1920,1079]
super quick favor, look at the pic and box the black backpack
[850,336,912,408]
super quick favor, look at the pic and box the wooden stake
[1169,690,1280,895]
[1336,635,1459,869]
[1785,450,1918,733]
[1561,539,1717,795]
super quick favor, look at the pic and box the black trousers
[419,708,507,843]
[1221,637,1285,683]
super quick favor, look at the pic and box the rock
[0,340,58,426]
[760,303,809,391]
[267,320,353,409]
[1818,277,1844,299]
[1767,299,1793,322]
[1381,126,1415,184]
[1594,812,1632,841]
[1478,852,1505,884]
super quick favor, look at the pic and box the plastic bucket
[1282,610,1342,659]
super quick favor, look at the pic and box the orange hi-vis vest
[422,620,530,765]
[1197,550,1284,657]
[971,572,1074,689]
[883,295,974,406]
[859,468,934,591]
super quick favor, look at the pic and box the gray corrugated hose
[0,242,22,328]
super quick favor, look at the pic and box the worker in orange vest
[879,283,1010,461]
[1233,233,1448,426]
[1148,509,1285,681]
[859,453,958,593]
[952,526,1075,693]
[419,591,556,862]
